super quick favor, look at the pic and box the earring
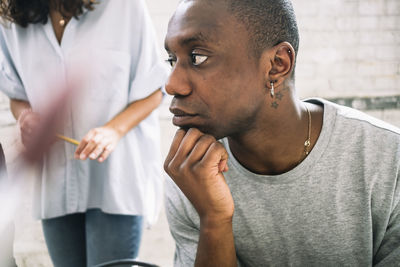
[270,82,274,98]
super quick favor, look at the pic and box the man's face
[164,0,268,139]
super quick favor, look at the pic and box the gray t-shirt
[165,98,400,267]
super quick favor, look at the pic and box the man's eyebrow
[180,32,211,46]
[165,31,213,52]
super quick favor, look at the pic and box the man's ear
[265,42,295,87]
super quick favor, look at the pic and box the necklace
[58,11,67,27]
[59,17,66,27]
[303,104,311,156]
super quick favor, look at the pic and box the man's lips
[169,107,197,117]
[169,107,198,126]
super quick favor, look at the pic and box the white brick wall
[294,0,400,98]
[0,0,399,266]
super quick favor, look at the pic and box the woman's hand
[18,109,41,148]
[74,126,122,162]
[74,89,162,163]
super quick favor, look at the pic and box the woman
[0,0,169,266]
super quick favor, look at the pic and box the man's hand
[74,126,122,162]
[164,128,234,225]
[18,109,41,148]
[165,128,237,267]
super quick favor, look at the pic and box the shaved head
[183,0,299,59]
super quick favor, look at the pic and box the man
[163,0,400,266]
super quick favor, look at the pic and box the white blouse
[0,0,169,225]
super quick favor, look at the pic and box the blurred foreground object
[21,88,72,164]
[0,143,17,267]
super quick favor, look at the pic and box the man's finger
[200,142,229,174]
[172,128,204,163]
[164,128,187,167]
[218,158,229,173]
[186,134,216,164]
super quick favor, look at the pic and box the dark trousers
[42,209,143,267]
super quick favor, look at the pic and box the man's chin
[176,124,225,140]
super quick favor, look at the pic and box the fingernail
[89,153,96,159]
[98,157,104,162]
[80,154,86,160]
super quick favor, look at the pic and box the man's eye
[191,54,208,66]
[166,57,176,67]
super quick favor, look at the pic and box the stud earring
[270,82,274,97]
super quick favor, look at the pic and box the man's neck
[227,100,323,175]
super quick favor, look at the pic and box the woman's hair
[0,0,96,27]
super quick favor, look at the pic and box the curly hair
[0,0,96,27]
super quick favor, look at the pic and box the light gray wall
[0,0,398,266]
[294,0,400,99]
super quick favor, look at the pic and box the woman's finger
[79,134,102,160]
[75,130,96,158]
[20,112,40,133]
[89,141,107,160]
[98,144,114,162]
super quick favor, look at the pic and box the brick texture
[294,0,400,98]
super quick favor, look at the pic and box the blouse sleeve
[0,28,28,101]
[128,0,170,103]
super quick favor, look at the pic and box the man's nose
[165,63,192,96]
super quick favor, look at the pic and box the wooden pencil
[56,134,80,146]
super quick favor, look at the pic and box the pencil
[56,134,80,146]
